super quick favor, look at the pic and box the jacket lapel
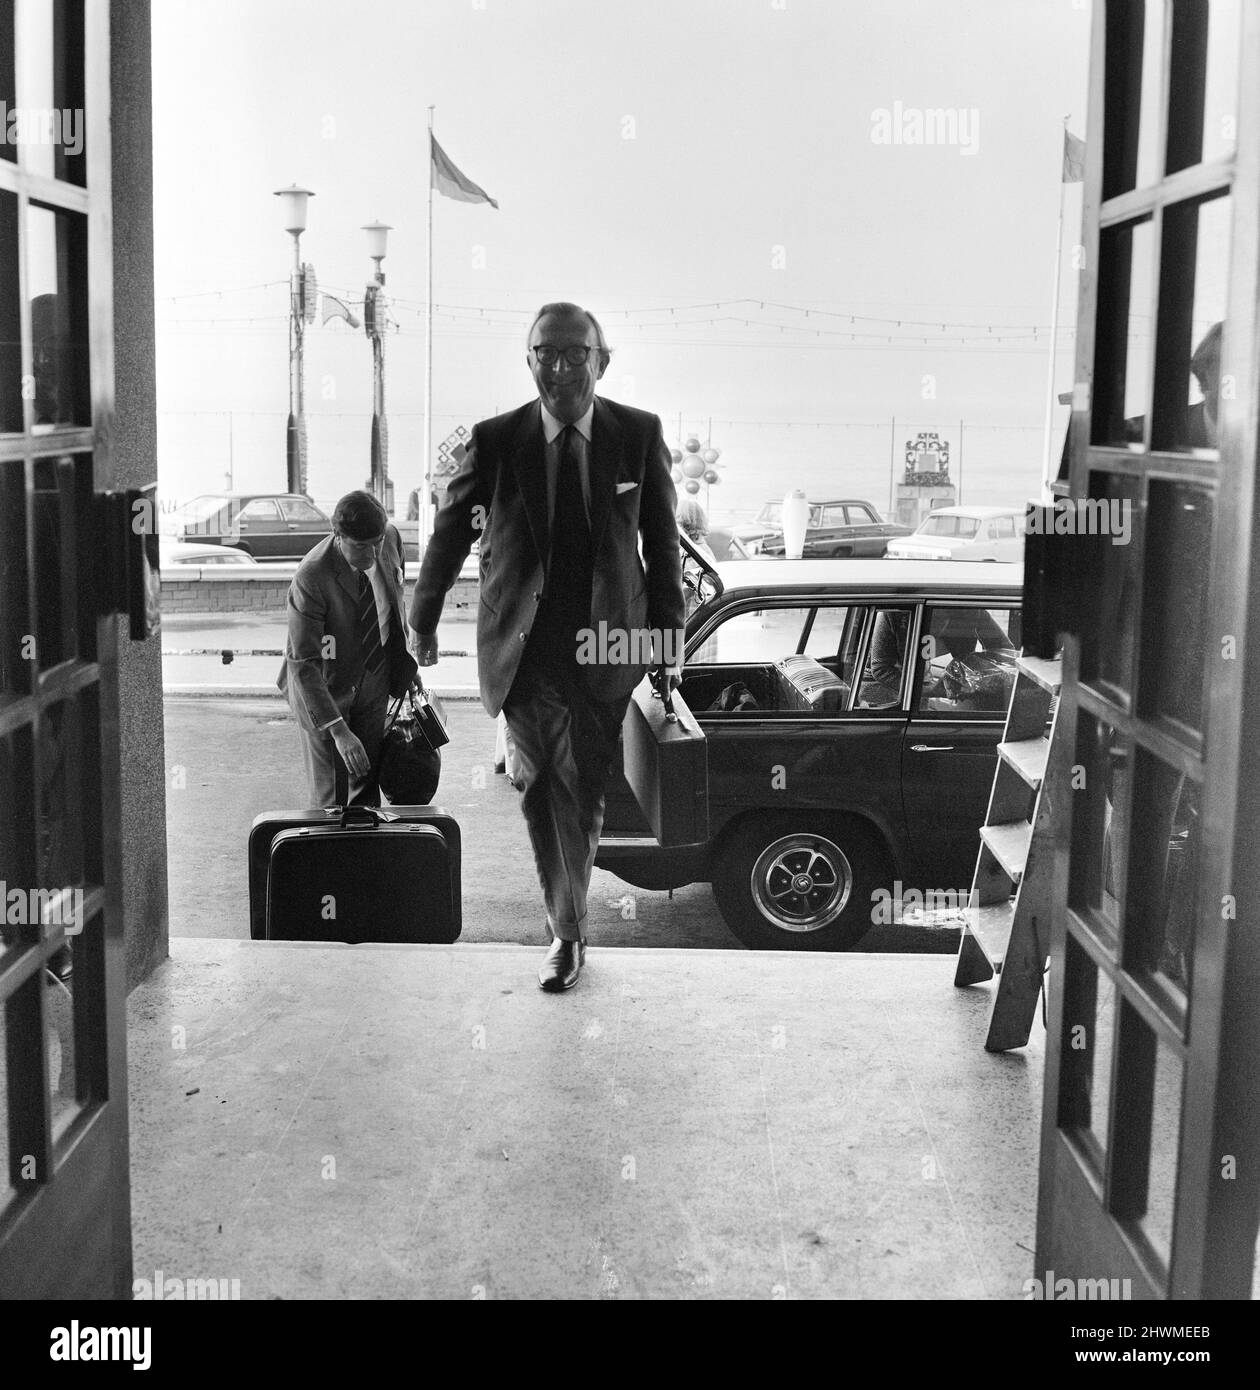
[588,396,622,553]
[505,403,549,563]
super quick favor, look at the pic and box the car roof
[919,505,1023,518]
[713,557,1023,597]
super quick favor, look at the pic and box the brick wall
[160,570,480,616]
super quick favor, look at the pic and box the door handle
[911,744,955,751]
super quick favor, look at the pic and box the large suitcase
[621,679,708,848]
[248,804,461,943]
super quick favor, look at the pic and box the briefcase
[621,678,708,847]
[248,804,462,942]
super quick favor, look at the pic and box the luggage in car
[775,654,850,712]
[621,678,708,848]
[248,804,461,943]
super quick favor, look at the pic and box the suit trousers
[502,644,631,942]
[297,659,391,807]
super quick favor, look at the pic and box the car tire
[711,813,889,951]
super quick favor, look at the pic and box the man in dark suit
[279,490,418,806]
[410,302,685,991]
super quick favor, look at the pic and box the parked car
[159,538,259,566]
[756,498,914,558]
[167,493,332,560]
[596,546,1023,951]
[885,505,1026,563]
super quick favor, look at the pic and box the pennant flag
[431,134,499,209]
[320,293,361,329]
[1062,128,1086,183]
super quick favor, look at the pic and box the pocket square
[615,481,638,494]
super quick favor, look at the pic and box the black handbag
[376,681,449,805]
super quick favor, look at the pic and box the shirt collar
[540,400,594,444]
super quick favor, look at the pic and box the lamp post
[362,220,393,511]
[274,184,315,495]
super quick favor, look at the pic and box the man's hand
[409,628,439,667]
[331,722,371,779]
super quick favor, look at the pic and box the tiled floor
[126,938,1047,1299]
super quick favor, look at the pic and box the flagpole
[1040,116,1070,503]
[423,105,435,557]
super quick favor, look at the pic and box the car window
[853,606,916,710]
[915,606,1020,715]
[238,499,280,523]
[991,515,1014,538]
[818,505,846,527]
[690,606,814,664]
[802,605,848,661]
[919,514,979,538]
[850,503,878,523]
[277,497,327,523]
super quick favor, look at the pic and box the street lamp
[362,220,394,511]
[274,184,315,495]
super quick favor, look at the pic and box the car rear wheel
[711,814,887,950]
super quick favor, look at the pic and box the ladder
[954,653,1062,1052]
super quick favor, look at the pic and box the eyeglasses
[530,344,598,368]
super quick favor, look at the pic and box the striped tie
[358,570,385,676]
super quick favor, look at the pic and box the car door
[898,603,1020,888]
[844,502,890,556]
[277,496,332,558]
[235,497,283,557]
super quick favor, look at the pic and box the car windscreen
[918,514,980,538]
[177,495,235,523]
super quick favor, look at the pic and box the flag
[431,134,499,209]
[321,293,361,329]
[1062,128,1086,183]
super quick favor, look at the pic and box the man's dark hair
[333,490,389,541]
[526,301,611,364]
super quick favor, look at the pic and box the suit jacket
[410,396,685,716]
[277,523,417,731]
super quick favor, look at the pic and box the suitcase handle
[649,669,679,723]
[339,804,383,829]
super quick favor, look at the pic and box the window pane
[1069,711,1125,931]
[1093,220,1156,447]
[854,608,911,709]
[239,499,280,522]
[1058,935,1117,1166]
[1139,480,1212,731]
[0,725,37,964]
[801,606,847,662]
[1152,196,1230,452]
[0,460,31,699]
[1202,0,1241,163]
[277,497,326,522]
[1167,0,1241,172]
[1103,0,1168,197]
[0,191,20,432]
[1124,748,1199,1005]
[1079,472,1142,697]
[27,204,90,429]
[691,607,811,665]
[1139,1026,1184,1272]
[13,0,86,186]
[915,607,1018,713]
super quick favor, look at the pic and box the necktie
[358,570,385,676]
[552,424,592,577]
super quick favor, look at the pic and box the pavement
[163,694,961,954]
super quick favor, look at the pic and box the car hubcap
[750,833,853,932]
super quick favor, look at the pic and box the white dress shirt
[540,401,593,525]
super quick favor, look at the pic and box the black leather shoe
[538,938,585,992]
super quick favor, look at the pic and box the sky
[151,0,1097,518]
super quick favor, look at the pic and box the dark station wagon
[755,498,914,558]
[596,545,1023,951]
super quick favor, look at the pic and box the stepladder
[954,654,1063,1051]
